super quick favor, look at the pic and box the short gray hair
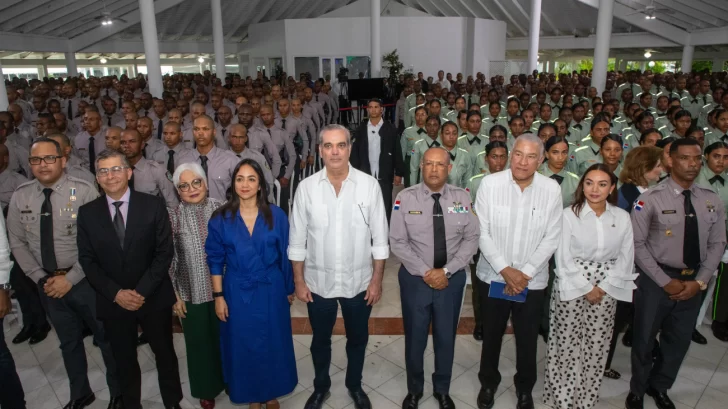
[95,149,129,170]
[172,162,207,186]
[318,124,351,145]
[513,133,545,157]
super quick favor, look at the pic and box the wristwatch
[443,268,452,279]
[0,283,11,291]
[696,280,708,291]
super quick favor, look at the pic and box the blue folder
[488,281,528,303]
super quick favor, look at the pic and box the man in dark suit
[350,98,405,221]
[77,149,182,409]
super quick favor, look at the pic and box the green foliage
[675,60,713,73]
[383,49,404,85]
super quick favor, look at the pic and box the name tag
[20,210,32,214]
[408,211,422,215]
[662,210,677,214]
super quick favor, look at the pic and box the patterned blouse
[168,198,224,304]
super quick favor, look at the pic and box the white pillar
[591,0,614,95]
[0,60,8,111]
[37,65,47,78]
[65,51,78,78]
[527,0,542,73]
[211,0,226,80]
[139,0,163,98]
[681,44,694,74]
[371,0,381,77]
[712,57,724,72]
[640,61,647,71]
[237,54,244,73]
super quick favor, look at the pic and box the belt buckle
[53,270,68,277]
[681,269,694,276]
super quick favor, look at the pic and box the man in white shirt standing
[289,125,389,409]
[474,134,563,409]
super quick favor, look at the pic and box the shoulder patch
[633,200,645,211]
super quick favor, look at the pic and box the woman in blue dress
[205,158,297,409]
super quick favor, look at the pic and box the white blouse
[555,202,637,302]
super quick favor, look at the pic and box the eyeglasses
[177,178,203,192]
[29,155,60,165]
[96,166,129,177]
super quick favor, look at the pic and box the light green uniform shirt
[696,166,728,232]
[480,116,508,135]
[705,130,728,147]
[538,163,580,208]
[405,104,424,128]
[401,126,426,159]
[457,132,489,172]
[443,147,473,188]
[466,173,487,207]
[572,138,602,176]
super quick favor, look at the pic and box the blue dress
[205,205,297,404]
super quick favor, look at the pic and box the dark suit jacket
[77,190,175,319]
[350,119,404,184]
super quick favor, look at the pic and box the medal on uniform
[666,229,672,237]
[70,187,76,202]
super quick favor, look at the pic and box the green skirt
[180,301,226,400]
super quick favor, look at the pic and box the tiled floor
[5,255,728,409]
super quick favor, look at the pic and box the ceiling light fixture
[648,61,655,67]
[101,17,113,26]
[100,57,107,64]
[644,51,652,59]
[197,56,205,63]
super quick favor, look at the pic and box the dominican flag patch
[465,187,470,192]
[393,200,401,211]
[569,155,575,161]
[623,143,629,149]
[633,200,644,211]
[411,149,416,155]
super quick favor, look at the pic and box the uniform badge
[393,200,401,211]
[633,200,644,212]
[707,200,716,212]
[666,229,672,237]
[408,211,422,214]
[70,187,77,202]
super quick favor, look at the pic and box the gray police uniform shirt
[131,157,180,208]
[257,125,296,179]
[276,115,309,160]
[7,174,99,284]
[631,177,726,286]
[73,128,107,168]
[143,137,166,159]
[6,139,31,178]
[0,169,28,210]
[247,127,283,178]
[151,143,192,171]
[389,183,479,277]
[176,146,239,202]
[64,154,96,186]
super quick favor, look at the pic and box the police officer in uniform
[119,129,179,208]
[390,147,479,409]
[409,116,443,187]
[626,138,726,409]
[7,138,122,409]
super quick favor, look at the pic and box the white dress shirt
[475,169,563,290]
[0,215,14,285]
[367,119,383,179]
[288,165,390,299]
[555,203,637,302]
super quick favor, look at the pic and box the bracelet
[212,291,224,298]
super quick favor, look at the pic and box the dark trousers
[477,279,545,394]
[0,317,25,409]
[713,262,728,323]
[307,291,372,393]
[539,257,556,336]
[400,266,466,394]
[470,258,482,332]
[379,180,393,222]
[103,307,182,409]
[39,279,120,401]
[606,299,634,369]
[630,275,701,396]
[10,261,47,328]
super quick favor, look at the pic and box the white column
[0,60,8,111]
[712,57,724,72]
[527,0,542,73]
[592,0,614,94]
[681,44,694,73]
[371,0,381,77]
[640,61,647,71]
[211,0,226,80]
[139,0,163,98]
[37,65,47,78]
[65,51,78,78]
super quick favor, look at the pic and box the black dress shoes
[29,322,52,345]
[63,393,95,409]
[12,325,35,344]
[402,393,422,409]
[473,326,483,341]
[433,393,455,409]
[622,326,633,347]
[107,396,123,409]
[692,329,708,345]
[304,390,331,409]
[515,392,534,409]
[348,389,371,409]
[625,392,644,409]
[712,321,728,342]
[476,388,495,409]
[646,387,676,409]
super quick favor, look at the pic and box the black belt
[658,263,699,280]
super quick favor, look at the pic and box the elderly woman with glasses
[168,163,225,409]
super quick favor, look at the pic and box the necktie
[88,136,96,174]
[14,127,19,135]
[692,99,698,104]
[468,96,472,106]
[40,188,58,272]
[144,110,148,117]
[432,193,447,269]
[469,136,481,145]
[682,190,701,269]
[448,151,456,161]
[417,128,425,134]
[129,165,135,190]
[167,150,175,175]
[112,202,126,248]
[710,175,725,186]
[315,94,319,102]
[118,97,122,108]
[492,119,497,124]
[214,112,219,123]
[590,147,599,156]
[282,119,286,129]
[105,89,109,96]
[550,174,564,185]
[200,155,209,181]
[107,115,113,127]
[574,124,582,129]
[157,120,163,139]
[67,100,72,119]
